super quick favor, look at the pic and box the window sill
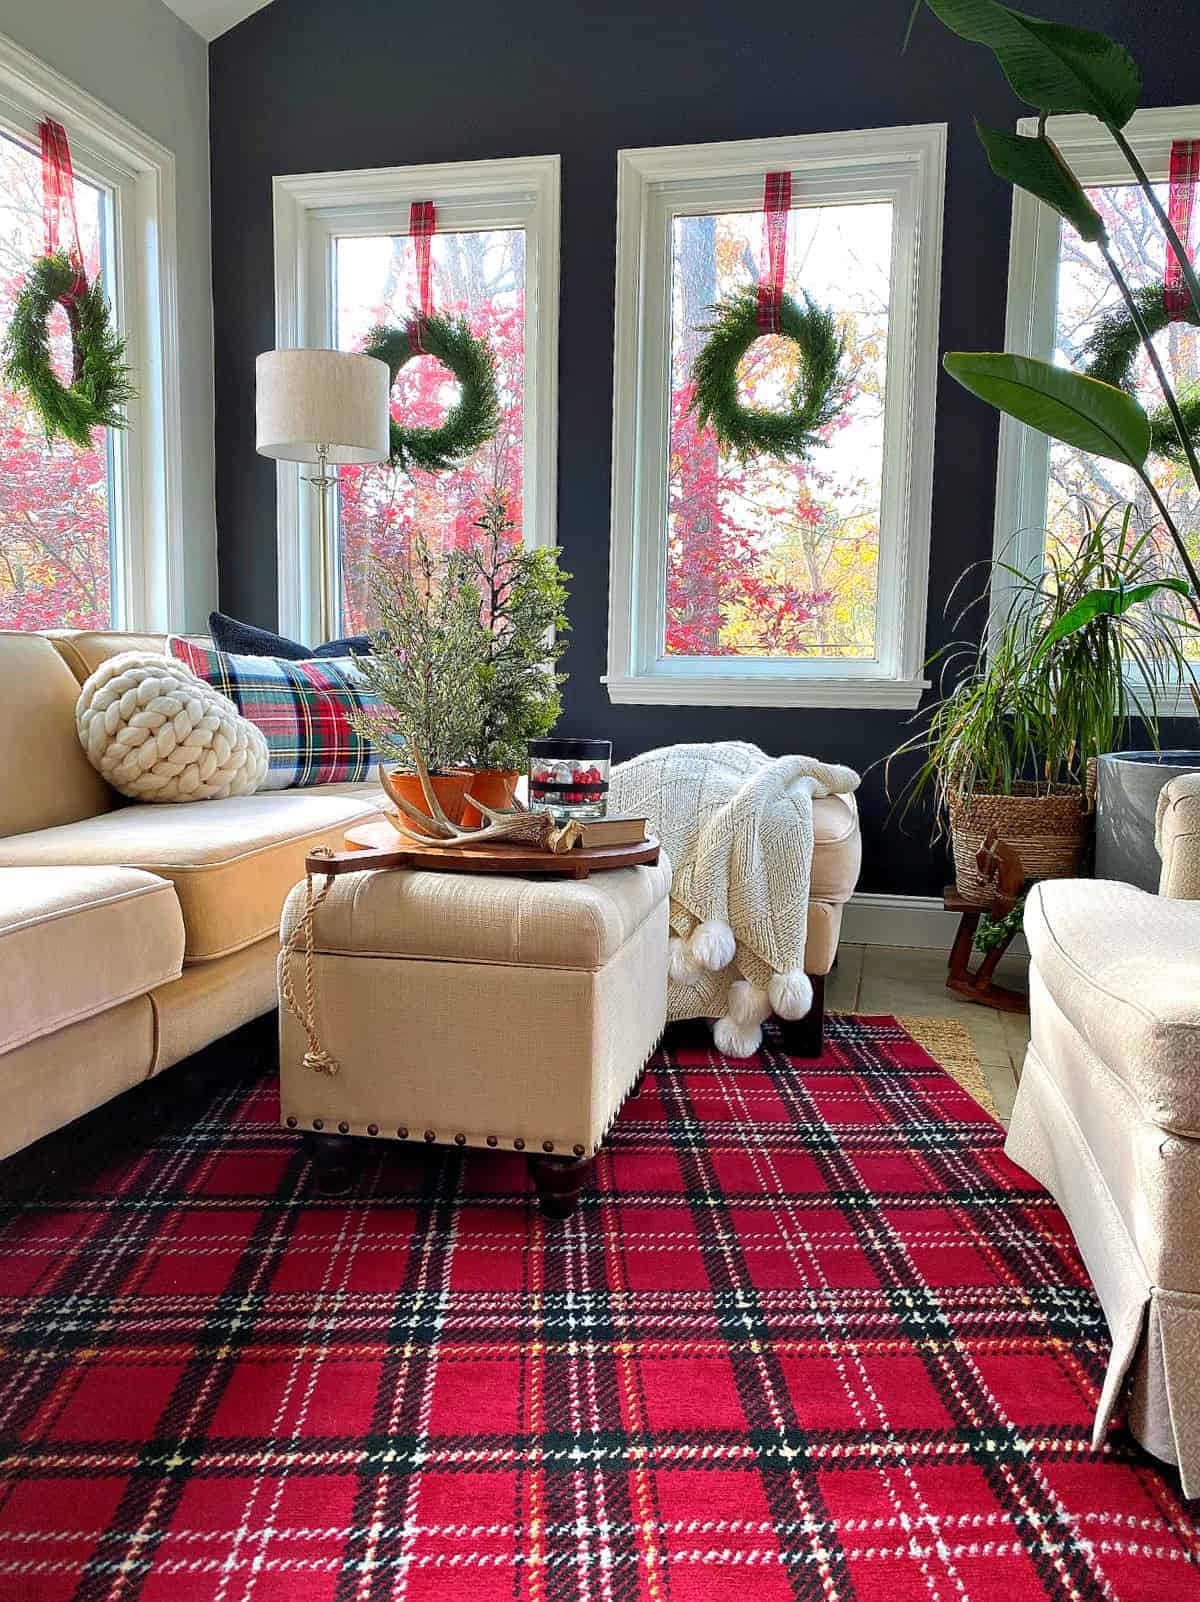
[603,674,930,710]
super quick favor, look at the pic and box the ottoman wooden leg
[303,1131,361,1195]
[777,974,826,1059]
[529,1154,594,1220]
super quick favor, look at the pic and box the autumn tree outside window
[0,129,115,628]
[607,128,947,710]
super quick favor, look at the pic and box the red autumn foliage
[0,132,110,630]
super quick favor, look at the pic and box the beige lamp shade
[255,348,390,465]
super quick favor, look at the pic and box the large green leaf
[1031,580,1191,665]
[975,121,1105,242]
[943,352,1151,467]
[924,0,1140,127]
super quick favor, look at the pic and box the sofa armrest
[1157,772,1200,900]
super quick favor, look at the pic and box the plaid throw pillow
[168,638,381,790]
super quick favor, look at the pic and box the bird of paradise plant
[905,0,1200,615]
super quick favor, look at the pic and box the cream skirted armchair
[1006,772,1200,1495]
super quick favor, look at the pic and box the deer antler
[378,750,575,854]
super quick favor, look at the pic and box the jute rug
[896,1013,1002,1120]
[0,1014,1193,1600]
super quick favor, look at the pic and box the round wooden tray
[303,818,661,880]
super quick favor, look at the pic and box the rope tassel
[279,847,340,1076]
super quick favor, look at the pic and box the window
[0,130,113,627]
[273,156,559,642]
[607,127,946,708]
[0,35,184,630]
[995,106,1200,683]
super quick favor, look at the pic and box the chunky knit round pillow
[77,651,268,802]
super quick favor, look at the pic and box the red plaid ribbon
[39,118,86,302]
[407,199,436,353]
[757,171,792,334]
[1164,139,1200,321]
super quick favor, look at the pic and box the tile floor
[830,943,1030,1124]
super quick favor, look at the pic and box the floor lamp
[255,349,390,640]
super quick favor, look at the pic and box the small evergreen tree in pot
[461,496,569,818]
[352,497,569,828]
[351,533,485,828]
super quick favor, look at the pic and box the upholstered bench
[278,856,672,1215]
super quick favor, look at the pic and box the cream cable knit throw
[77,651,268,802]
[609,742,860,1057]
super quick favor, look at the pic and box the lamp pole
[306,442,338,639]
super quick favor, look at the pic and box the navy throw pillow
[208,610,369,660]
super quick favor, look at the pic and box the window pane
[334,227,525,634]
[0,129,113,629]
[666,202,891,659]
[1050,182,1200,592]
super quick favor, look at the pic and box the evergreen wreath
[3,250,134,448]
[1081,283,1200,464]
[363,313,500,476]
[689,289,846,462]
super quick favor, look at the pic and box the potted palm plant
[889,505,1197,903]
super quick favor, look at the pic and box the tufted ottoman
[279,855,672,1216]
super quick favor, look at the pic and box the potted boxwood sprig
[887,504,1198,904]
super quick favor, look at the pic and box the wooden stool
[944,830,1029,1013]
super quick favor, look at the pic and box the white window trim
[0,30,186,631]
[994,104,1200,715]
[272,155,560,644]
[605,124,946,710]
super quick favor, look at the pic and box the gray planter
[1096,750,1200,892]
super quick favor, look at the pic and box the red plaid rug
[0,1015,1196,1601]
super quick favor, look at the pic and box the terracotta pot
[460,769,521,829]
[380,767,473,837]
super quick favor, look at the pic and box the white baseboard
[841,891,1029,956]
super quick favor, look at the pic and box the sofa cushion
[282,854,674,970]
[0,792,383,964]
[208,610,370,661]
[50,631,172,682]
[49,631,209,684]
[168,638,381,789]
[0,866,184,1054]
[1025,879,1200,1136]
[0,634,114,836]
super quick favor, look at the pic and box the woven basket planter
[947,782,1093,906]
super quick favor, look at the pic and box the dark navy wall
[208,0,1198,896]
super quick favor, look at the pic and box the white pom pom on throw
[713,1013,762,1059]
[768,969,813,1021]
[687,919,736,973]
[728,979,772,1027]
[77,652,268,803]
[668,935,703,984]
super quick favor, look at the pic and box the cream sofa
[1005,772,1200,1495]
[0,630,384,1160]
[0,627,863,1164]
